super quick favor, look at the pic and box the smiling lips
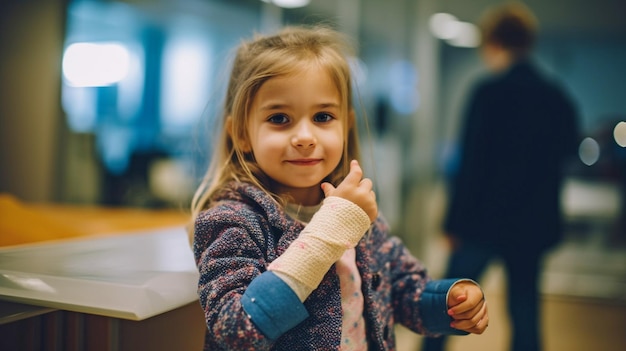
[286,159,321,166]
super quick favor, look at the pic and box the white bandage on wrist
[268,196,371,294]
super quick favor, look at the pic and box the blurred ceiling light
[446,21,481,48]
[429,13,481,48]
[613,121,626,147]
[578,137,600,166]
[261,0,310,9]
[429,13,459,40]
[63,42,130,87]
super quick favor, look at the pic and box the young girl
[191,25,488,351]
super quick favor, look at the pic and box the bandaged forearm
[268,196,371,299]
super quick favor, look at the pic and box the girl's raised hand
[321,160,378,223]
[447,281,489,335]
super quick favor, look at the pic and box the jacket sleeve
[368,218,472,337]
[417,279,472,335]
[242,271,309,340]
[193,204,307,350]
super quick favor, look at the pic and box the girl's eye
[267,114,289,124]
[313,112,334,123]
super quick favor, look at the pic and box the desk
[0,204,205,350]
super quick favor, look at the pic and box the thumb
[448,290,468,309]
[321,182,335,197]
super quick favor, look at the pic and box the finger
[451,300,488,332]
[450,296,484,319]
[321,182,336,197]
[466,315,489,335]
[466,304,489,334]
[447,291,468,311]
[448,285,484,314]
[359,177,373,191]
[341,160,363,186]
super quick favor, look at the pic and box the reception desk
[0,201,206,350]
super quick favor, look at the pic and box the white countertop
[0,226,199,321]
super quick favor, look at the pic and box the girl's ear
[226,115,251,152]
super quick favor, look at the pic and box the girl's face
[245,65,345,205]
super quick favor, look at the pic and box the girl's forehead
[254,67,341,106]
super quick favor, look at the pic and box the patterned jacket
[193,182,465,351]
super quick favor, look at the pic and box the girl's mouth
[287,159,321,166]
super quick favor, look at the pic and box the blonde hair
[190,25,361,224]
[479,1,539,57]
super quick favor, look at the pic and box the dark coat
[444,60,580,252]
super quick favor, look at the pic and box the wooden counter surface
[0,194,190,247]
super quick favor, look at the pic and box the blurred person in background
[422,2,580,351]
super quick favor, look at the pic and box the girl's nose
[292,123,316,149]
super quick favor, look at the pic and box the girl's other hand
[321,160,378,222]
[447,281,489,335]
